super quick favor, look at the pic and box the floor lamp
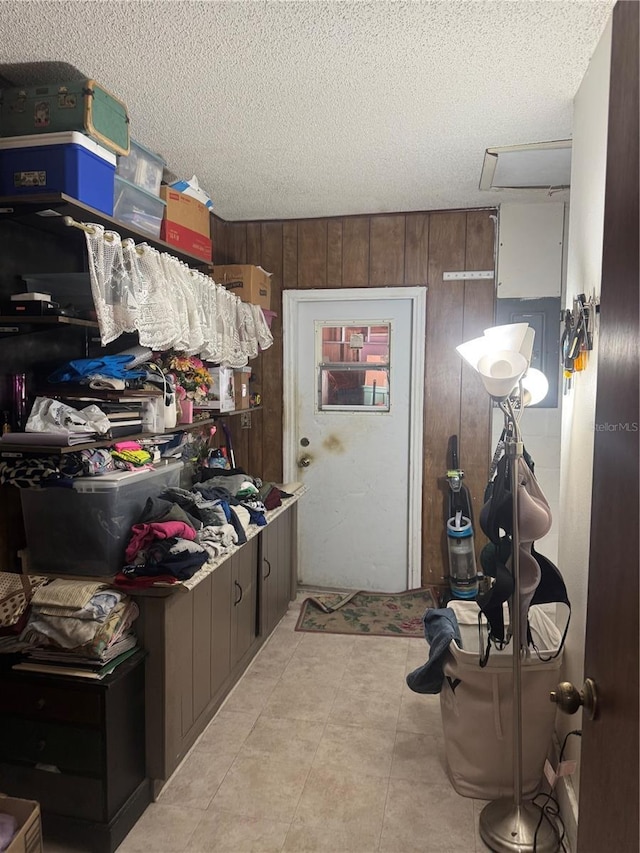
[457,324,557,853]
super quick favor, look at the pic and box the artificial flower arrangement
[152,351,213,403]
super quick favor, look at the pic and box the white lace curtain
[83,224,273,366]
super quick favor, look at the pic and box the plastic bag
[169,175,213,209]
[26,397,111,436]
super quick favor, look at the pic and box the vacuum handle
[450,435,459,470]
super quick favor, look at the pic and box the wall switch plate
[240,412,251,429]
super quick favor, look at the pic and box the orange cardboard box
[209,265,271,310]
[160,186,210,238]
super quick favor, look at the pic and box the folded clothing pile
[119,495,210,584]
[20,579,138,668]
[116,474,292,588]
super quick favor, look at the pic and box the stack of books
[96,401,145,438]
[13,634,138,680]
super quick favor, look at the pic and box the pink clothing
[125,521,197,562]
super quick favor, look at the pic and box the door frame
[283,286,427,590]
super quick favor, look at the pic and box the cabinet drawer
[0,716,103,775]
[0,678,102,725]
[0,761,105,823]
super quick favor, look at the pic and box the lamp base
[479,799,559,853]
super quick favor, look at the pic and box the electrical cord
[532,730,582,852]
[559,729,582,763]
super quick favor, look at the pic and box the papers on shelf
[1,430,96,446]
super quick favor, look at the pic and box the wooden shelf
[0,315,99,333]
[0,408,262,454]
[0,193,211,267]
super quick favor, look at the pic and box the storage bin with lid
[116,138,165,196]
[0,131,116,214]
[113,174,166,238]
[0,79,130,155]
[20,461,183,577]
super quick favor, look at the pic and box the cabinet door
[211,559,232,699]
[230,537,258,668]
[260,521,279,637]
[276,511,294,620]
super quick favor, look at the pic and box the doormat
[295,588,440,637]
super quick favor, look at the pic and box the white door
[283,288,426,592]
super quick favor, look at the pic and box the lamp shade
[456,336,488,370]
[477,350,529,398]
[521,367,549,406]
[456,323,536,399]
[483,323,530,354]
[520,327,535,365]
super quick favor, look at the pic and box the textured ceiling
[0,1,614,221]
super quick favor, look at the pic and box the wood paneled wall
[213,209,496,587]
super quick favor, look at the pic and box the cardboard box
[210,265,271,310]
[233,367,251,410]
[0,795,42,853]
[207,366,235,412]
[160,186,210,238]
[160,220,212,262]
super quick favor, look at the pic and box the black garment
[122,537,208,581]
[137,496,201,530]
[160,486,221,526]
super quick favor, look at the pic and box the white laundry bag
[440,600,563,800]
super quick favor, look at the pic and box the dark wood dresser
[0,650,150,853]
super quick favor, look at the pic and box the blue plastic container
[0,131,116,214]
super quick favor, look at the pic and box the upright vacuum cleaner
[445,435,478,599]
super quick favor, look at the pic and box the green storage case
[0,79,130,156]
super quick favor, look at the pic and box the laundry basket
[440,600,563,800]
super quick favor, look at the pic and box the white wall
[494,201,565,564]
[557,10,612,839]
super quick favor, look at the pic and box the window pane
[317,322,390,411]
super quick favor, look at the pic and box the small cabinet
[0,651,149,853]
[260,510,295,637]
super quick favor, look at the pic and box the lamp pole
[479,430,557,853]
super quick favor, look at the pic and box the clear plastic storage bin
[113,173,166,237]
[20,461,183,577]
[116,138,165,196]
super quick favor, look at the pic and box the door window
[316,322,390,411]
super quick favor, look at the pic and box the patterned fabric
[296,589,439,637]
[0,573,47,628]
[0,456,72,489]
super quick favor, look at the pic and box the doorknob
[298,456,311,468]
[550,677,598,720]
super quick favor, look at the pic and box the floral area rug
[295,588,439,637]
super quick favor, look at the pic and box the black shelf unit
[0,315,99,336]
[0,193,211,267]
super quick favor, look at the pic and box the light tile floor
[45,597,491,853]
